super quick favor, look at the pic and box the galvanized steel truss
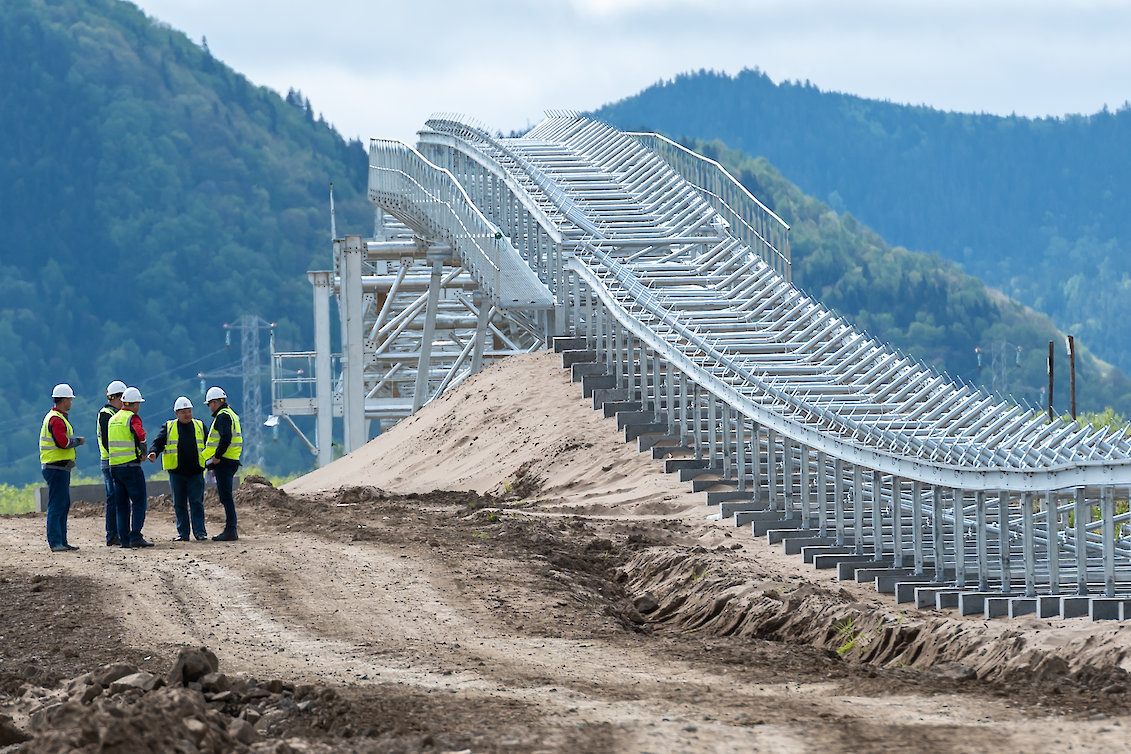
[276,111,1131,617]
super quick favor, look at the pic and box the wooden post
[1067,335,1076,421]
[1047,340,1054,421]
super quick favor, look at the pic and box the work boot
[212,530,238,542]
[106,536,119,547]
[132,538,155,548]
[49,544,70,553]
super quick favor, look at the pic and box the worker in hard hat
[107,386,154,548]
[202,386,241,541]
[97,380,127,547]
[147,396,208,542]
[40,383,85,552]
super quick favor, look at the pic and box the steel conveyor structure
[274,112,1131,621]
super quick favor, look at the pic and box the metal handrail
[629,132,791,281]
[368,138,552,309]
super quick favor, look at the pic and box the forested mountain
[0,0,371,484]
[690,139,1131,415]
[594,69,1131,375]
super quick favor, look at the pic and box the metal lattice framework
[275,112,1131,620]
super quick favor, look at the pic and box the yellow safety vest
[97,405,117,461]
[204,406,242,462]
[163,419,205,471]
[39,410,76,464]
[107,410,141,466]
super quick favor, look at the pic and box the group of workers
[39,380,243,552]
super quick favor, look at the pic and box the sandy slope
[286,352,703,520]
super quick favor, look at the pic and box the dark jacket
[150,419,205,476]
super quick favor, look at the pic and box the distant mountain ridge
[594,69,1131,375]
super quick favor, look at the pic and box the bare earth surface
[4,352,1131,752]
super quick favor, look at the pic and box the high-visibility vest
[204,406,242,462]
[97,405,117,461]
[39,410,76,464]
[107,410,141,466]
[163,419,205,471]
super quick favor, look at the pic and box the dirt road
[1,483,1129,753]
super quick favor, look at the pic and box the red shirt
[129,413,146,443]
[47,411,70,448]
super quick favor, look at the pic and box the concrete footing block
[570,362,605,382]
[679,466,722,483]
[935,590,961,609]
[663,458,709,474]
[601,400,640,417]
[617,410,654,430]
[912,586,952,608]
[553,337,588,353]
[1006,598,1037,618]
[1089,598,1131,621]
[705,489,758,506]
[958,592,1015,616]
[719,501,766,518]
[692,478,738,492]
[1060,596,1090,618]
[637,434,680,452]
[783,536,838,556]
[877,573,932,595]
[751,517,802,536]
[581,374,616,397]
[562,350,597,368]
[853,566,913,585]
[837,558,891,581]
[625,423,669,441]
[1037,596,1062,618]
[801,545,855,564]
[811,553,877,571]
[895,581,943,604]
[767,528,821,545]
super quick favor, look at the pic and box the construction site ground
[4,352,1131,753]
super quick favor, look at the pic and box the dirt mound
[285,353,702,518]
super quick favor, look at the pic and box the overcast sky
[130,0,1131,145]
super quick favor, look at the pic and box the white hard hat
[106,380,127,396]
[51,383,75,399]
[121,386,145,404]
[174,396,193,411]
[205,386,226,402]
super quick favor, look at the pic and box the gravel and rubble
[8,647,330,753]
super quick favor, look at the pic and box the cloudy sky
[131,0,1131,145]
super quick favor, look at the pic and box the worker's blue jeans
[170,472,207,539]
[111,463,147,546]
[42,466,71,548]
[102,466,120,544]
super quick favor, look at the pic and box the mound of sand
[285,352,700,519]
